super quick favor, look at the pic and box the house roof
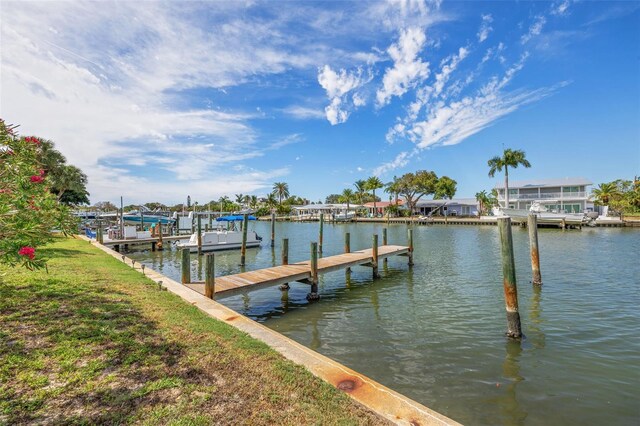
[415,198,478,207]
[494,177,592,189]
[363,200,405,208]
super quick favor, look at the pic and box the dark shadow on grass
[0,273,214,424]
[37,247,92,259]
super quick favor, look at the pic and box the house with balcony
[495,177,593,213]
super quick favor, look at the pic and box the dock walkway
[186,244,409,296]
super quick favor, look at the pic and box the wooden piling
[344,232,351,273]
[97,221,103,244]
[307,242,319,300]
[181,248,191,284]
[497,217,523,339]
[407,228,414,266]
[271,212,276,248]
[240,213,248,266]
[282,238,289,265]
[157,222,164,250]
[528,214,542,285]
[372,234,380,278]
[197,215,202,255]
[319,213,324,254]
[151,241,156,251]
[204,253,215,299]
[382,228,388,266]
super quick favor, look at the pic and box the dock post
[240,213,248,266]
[279,238,290,291]
[528,214,542,285]
[181,248,191,284]
[151,241,156,251]
[319,213,324,254]
[498,217,523,339]
[372,234,380,279]
[204,253,215,299]
[157,223,164,250]
[382,228,388,266]
[271,212,275,248]
[197,215,202,255]
[407,228,414,266]
[97,220,103,244]
[307,242,320,301]
[140,212,144,231]
[344,232,351,273]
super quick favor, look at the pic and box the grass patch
[0,237,386,425]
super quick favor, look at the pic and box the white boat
[176,229,262,252]
[333,211,356,222]
[175,215,262,252]
[494,201,589,226]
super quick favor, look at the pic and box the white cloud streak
[477,14,493,42]
[521,15,547,44]
[376,27,431,107]
[318,65,371,125]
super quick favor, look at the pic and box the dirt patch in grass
[0,237,388,425]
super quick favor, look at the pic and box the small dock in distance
[186,244,410,296]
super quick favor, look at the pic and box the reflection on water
[126,223,640,425]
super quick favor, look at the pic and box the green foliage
[434,176,457,199]
[388,170,439,214]
[0,119,78,269]
[487,148,531,205]
[593,178,640,214]
[272,182,290,205]
[38,140,90,205]
[475,190,497,215]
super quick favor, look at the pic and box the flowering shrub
[0,119,77,269]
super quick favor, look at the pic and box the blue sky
[1,0,639,204]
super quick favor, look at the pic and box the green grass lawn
[0,237,385,425]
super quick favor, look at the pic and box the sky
[1,0,639,205]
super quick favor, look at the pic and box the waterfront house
[413,198,479,217]
[363,200,406,217]
[495,177,593,213]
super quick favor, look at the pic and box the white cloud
[376,27,430,107]
[1,1,329,203]
[477,14,493,42]
[521,16,547,44]
[281,106,325,120]
[373,151,411,176]
[318,65,371,125]
[551,0,571,16]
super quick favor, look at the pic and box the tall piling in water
[498,217,523,339]
[157,222,164,250]
[344,232,351,273]
[279,238,290,292]
[528,214,542,285]
[181,248,191,284]
[382,228,388,266]
[372,234,380,279]
[307,242,320,301]
[204,253,215,298]
[240,213,248,266]
[407,228,414,266]
[270,212,276,248]
[197,215,202,255]
[318,213,324,254]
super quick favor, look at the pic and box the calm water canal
[126,222,640,425]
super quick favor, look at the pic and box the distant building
[495,177,593,213]
[363,200,405,216]
[414,198,479,217]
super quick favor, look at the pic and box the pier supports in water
[157,223,164,251]
[271,212,276,248]
[279,238,290,291]
[382,228,388,266]
[407,229,414,266]
[319,213,324,255]
[197,215,202,255]
[497,217,523,339]
[344,232,351,273]
[372,234,380,279]
[307,242,320,301]
[204,253,215,299]
[527,214,542,286]
[240,213,248,266]
[181,248,191,284]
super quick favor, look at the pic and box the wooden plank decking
[102,235,190,245]
[186,244,409,296]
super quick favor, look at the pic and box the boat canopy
[216,215,257,222]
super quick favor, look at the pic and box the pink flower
[25,136,41,146]
[30,175,44,183]
[18,246,36,260]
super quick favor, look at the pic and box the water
[126,222,640,425]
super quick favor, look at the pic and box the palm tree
[366,176,384,216]
[218,196,230,213]
[475,190,492,215]
[272,182,290,205]
[340,188,354,211]
[266,193,278,211]
[488,148,531,207]
[250,195,258,209]
[592,182,619,206]
[354,180,367,204]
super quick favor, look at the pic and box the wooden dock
[185,244,410,296]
